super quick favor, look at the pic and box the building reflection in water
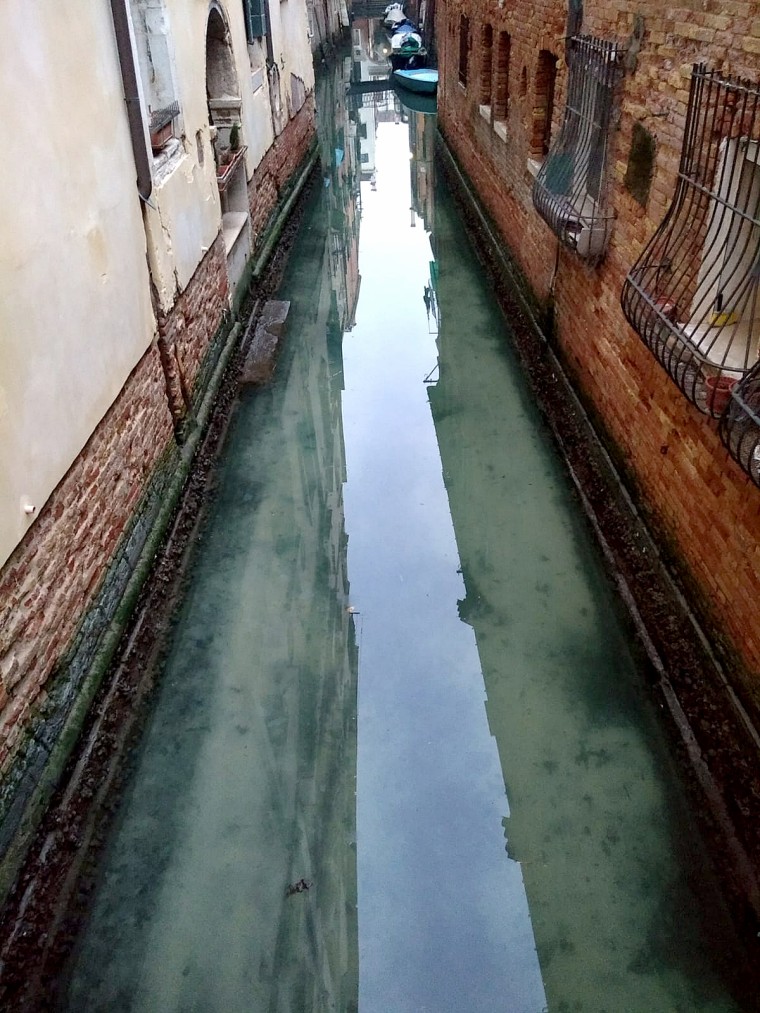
[426,155,746,1012]
[60,58,363,1013]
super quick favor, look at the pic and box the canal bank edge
[0,141,319,913]
[436,131,760,962]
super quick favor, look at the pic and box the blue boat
[392,68,438,95]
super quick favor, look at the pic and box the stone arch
[206,4,240,104]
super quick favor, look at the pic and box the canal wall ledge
[0,136,320,919]
[436,131,760,959]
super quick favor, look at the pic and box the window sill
[216,146,248,192]
[493,120,507,142]
[479,104,491,123]
[223,211,250,255]
[526,157,543,179]
[153,138,184,184]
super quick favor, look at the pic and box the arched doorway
[206,4,251,302]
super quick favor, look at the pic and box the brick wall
[0,348,175,780]
[157,233,229,426]
[0,234,230,835]
[249,97,317,244]
[438,0,760,707]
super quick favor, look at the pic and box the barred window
[622,65,760,416]
[532,36,623,263]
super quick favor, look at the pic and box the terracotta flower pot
[150,121,173,152]
[704,374,736,414]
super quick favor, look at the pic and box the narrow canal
[57,58,750,1011]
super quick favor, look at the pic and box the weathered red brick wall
[249,97,317,242]
[438,0,760,703]
[0,348,175,776]
[157,233,229,422]
[0,233,230,789]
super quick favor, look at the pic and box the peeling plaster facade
[0,1,157,568]
[0,0,315,569]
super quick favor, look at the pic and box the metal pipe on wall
[109,0,153,202]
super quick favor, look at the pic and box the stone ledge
[240,300,291,385]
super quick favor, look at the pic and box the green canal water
[59,62,749,1011]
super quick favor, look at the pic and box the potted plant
[229,123,240,152]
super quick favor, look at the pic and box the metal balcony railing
[719,366,760,485]
[622,65,760,416]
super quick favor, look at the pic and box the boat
[393,82,437,115]
[383,2,406,29]
[392,68,438,95]
[386,10,427,69]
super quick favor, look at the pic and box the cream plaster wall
[0,1,156,568]
[145,0,280,311]
[269,0,316,102]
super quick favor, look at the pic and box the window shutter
[243,0,268,40]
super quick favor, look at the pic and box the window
[530,51,558,159]
[493,32,511,130]
[532,35,623,263]
[622,65,760,416]
[243,0,268,40]
[128,0,182,155]
[459,15,470,87]
[479,25,493,115]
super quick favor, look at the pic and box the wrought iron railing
[719,366,760,485]
[532,35,624,264]
[622,65,760,416]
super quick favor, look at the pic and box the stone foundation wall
[437,0,760,708]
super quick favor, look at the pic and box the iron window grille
[149,101,180,133]
[719,365,760,485]
[532,35,623,264]
[243,0,268,40]
[622,65,760,416]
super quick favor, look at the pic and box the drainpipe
[110,0,153,202]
